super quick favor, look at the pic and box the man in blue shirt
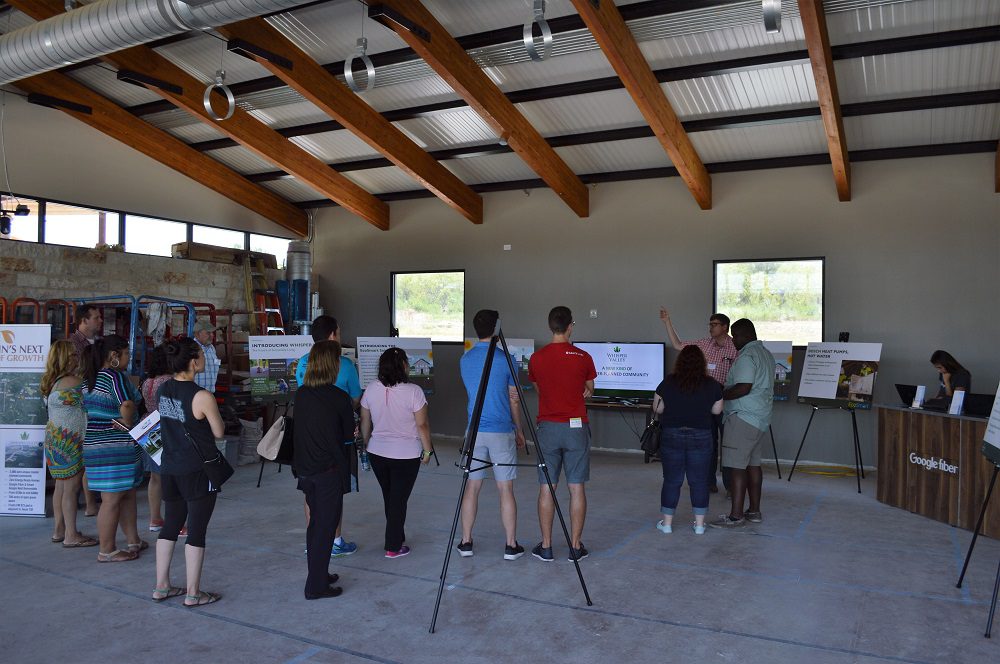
[457,310,526,560]
[296,315,362,556]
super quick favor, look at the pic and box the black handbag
[185,431,235,491]
[639,417,662,455]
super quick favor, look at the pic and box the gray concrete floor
[2,437,999,664]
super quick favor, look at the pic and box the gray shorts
[536,421,590,484]
[721,415,766,469]
[466,431,518,481]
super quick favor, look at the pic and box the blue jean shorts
[536,421,590,484]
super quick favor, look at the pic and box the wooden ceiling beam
[798,0,851,201]
[214,18,482,224]
[8,0,388,231]
[569,0,711,209]
[16,72,308,236]
[368,0,589,218]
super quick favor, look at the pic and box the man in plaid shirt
[660,307,737,494]
[193,320,220,393]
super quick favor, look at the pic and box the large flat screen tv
[573,342,666,402]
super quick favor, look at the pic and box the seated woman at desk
[930,350,971,398]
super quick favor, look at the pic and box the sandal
[184,591,221,607]
[51,535,64,543]
[151,586,185,602]
[97,549,138,563]
[63,536,98,548]
[126,540,149,554]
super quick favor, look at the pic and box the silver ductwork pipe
[0,0,313,85]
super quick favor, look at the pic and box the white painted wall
[309,152,1000,466]
[0,91,295,237]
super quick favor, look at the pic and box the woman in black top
[652,345,724,535]
[293,340,355,600]
[930,350,971,398]
[153,338,225,607]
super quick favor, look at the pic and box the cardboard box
[171,242,278,269]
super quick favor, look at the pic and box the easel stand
[257,401,292,488]
[429,326,593,633]
[769,425,782,479]
[786,404,865,493]
[955,465,1000,638]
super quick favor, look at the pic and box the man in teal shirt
[711,318,775,529]
[296,315,362,556]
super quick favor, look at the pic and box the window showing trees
[124,215,187,257]
[392,271,465,342]
[1,195,39,242]
[45,202,120,248]
[194,225,245,250]
[714,258,824,346]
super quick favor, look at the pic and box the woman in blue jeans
[652,345,723,535]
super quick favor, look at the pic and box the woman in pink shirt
[360,347,433,558]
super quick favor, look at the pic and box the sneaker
[331,540,358,557]
[744,511,762,524]
[148,520,164,532]
[385,545,410,559]
[456,540,474,557]
[531,542,554,562]
[692,523,706,535]
[567,544,589,561]
[656,520,672,534]
[504,542,525,561]
[708,515,746,529]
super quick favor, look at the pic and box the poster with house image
[358,337,435,395]
[762,341,793,401]
[463,338,535,389]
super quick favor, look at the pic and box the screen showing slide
[573,342,665,401]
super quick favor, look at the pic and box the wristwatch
[421,449,433,460]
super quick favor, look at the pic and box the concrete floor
[2,437,999,664]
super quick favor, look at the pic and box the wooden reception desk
[876,404,1000,539]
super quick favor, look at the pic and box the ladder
[245,256,285,335]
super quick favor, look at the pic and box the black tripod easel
[768,425,782,479]
[257,400,292,488]
[955,463,1000,638]
[786,403,865,493]
[429,325,593,633]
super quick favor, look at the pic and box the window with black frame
[713,258,824,346]
[391,271,465,342]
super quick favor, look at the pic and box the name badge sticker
[708,363,717,371]
[569,417,583,429]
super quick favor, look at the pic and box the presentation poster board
[0,324,50,517]
[763,341,794,401]
[983,385,1000,466]
[248,335,313,397]
[358,337,434,394]
[463,338,534,389]
[797,342,883,409]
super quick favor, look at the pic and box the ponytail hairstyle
[164,337,202,375]
[82,334,129,392]
[40,340,79,398]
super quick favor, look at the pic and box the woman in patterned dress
[81,335,145,562]
[41,340,96,547]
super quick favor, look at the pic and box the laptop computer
[962,393,995,419]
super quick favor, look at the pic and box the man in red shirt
[660,307,737,495]
[527,306,596,563]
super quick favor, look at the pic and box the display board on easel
[357,337,434,394]
[797,342,883,409]
[983,386,1000,467]
[248,335,313,397]
[0,325,50,517]
[762,340,793,401]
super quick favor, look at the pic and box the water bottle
[360,449,370,471]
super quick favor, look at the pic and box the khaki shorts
[721,415,766,469]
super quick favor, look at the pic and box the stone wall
[0,239,283,317]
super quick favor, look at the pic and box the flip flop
[51,535,64,543]
[126,540,150,553]
[151,586,185,602]
[63,536,98,548]
[97,549,138,563]
[184,591,221,607]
